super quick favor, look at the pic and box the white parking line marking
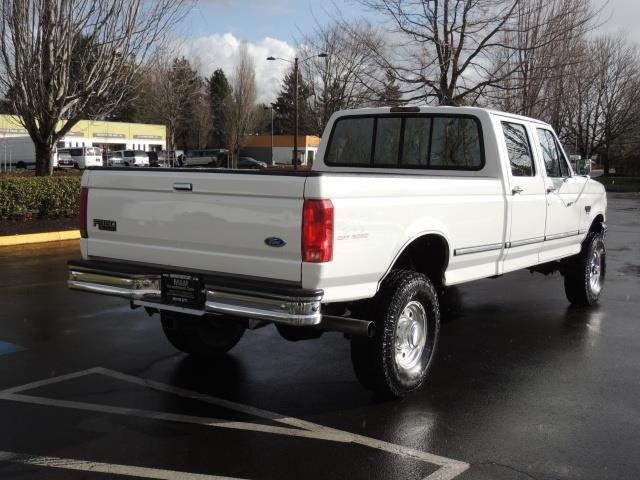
[0,367,104,396]
[0,450,247,480]
[0,368,470,480]
[96,367,469,478]
[1,393,347,443]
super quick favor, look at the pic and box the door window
[536,129,569,178]
[502,122,535,176]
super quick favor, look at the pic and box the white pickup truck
[68,106,607,397]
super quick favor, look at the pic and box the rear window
[68,148,82,156]
[326,117,374,165]
[325,114,484,170]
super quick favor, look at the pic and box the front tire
[161,311,245,357]
[351,270,440,397]
[564,231,606,306]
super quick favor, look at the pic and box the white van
[64,147,103,169]
[109,150,149,167]
[0,136,58,169]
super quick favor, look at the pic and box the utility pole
[293,57,299,171]
[266,52,327,171]
[264,104,275,166]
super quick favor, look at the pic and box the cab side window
[536,129,569,178]
[502,122,535,176]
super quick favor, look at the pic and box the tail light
[79,187,88,238]
[302,199,334,263]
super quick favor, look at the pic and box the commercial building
[0,115,166,152]
[241,135,321,165]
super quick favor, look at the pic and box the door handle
[173,183,192,191]
[546,186,556,194]
[512,186,524,195]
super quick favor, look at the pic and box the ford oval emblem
[265,236,287,248]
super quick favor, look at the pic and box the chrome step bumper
[68,262,322,327]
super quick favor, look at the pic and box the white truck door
[499,120,547,272]
[534,128,583,262]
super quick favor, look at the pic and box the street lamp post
[293,57,298,170]
[267,52,327,170]
[263,104,275,166]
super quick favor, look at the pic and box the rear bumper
[67,259,323,326]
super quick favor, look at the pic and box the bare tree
[356,0,598,108]
[355,0,525,105]
[227,44,258,167]
[137,49,200,153]
[490,0,595,132]
[299,20,385,135]
[563,36,640,174]
[0,0,188,175]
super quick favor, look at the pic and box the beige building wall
[0,115,166,151]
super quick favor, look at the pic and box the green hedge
[0,176,82,218]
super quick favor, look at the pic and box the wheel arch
[379,232,451,288]
[588,213,606,234]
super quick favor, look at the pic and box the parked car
[56,150,74,168]
[108,149,149,167]
[184,149,227,167]
[155,150,184,168]
[64,146,102,169]
[237,157,267,169]
[68,106,607,397]
[105,151,124,167]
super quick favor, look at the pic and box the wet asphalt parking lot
[0,193,639,480]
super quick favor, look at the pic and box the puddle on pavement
[620,263,640,276]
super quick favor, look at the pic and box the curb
[0,230,80,247]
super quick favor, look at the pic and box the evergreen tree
[377,69,402,107]
[208,68,232,148]
[272,69,315,136]
[170,57,202,150]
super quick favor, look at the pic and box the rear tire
[351,270,440,397]
[564,231,606,306]
[161,311,245,357]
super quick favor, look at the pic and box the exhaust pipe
[315,314,375,337]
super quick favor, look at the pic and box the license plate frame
[161,272,204,308]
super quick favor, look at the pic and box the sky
[175,0,365,104]
[174,0,640,104]
[592,0,640,42]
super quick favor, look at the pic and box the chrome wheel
[394,301,427,373]
[589,247,604,295]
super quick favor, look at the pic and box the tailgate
[84,170,306,283]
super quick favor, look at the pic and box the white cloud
[176,33,295,104]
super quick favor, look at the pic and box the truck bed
[82,168,317,284]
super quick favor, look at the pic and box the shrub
[0,176,82,218]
